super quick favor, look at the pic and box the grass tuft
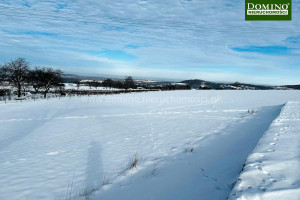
[130,153,139,169]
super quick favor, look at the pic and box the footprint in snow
[215,186,221,190]
[262,170,270,175]
[267,149,275,152]
[260,187,267,192]
[270,143,276,146]
[202,173,208,177]
[258,153,265,158]
[255,166,262,170]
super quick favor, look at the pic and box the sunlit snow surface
[229,101,300,200]
[0,90,299,200]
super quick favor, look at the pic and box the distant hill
[181,79,299,90]
[61,73,175,86]
[62,74,299,90]
[62,73,125,83]
[180,79,220,89]
[281,85,300,90]
[62,73,178,83]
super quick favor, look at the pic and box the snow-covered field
[0,90,299,200]
[64,83,122,91]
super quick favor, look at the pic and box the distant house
[199,85,211,90]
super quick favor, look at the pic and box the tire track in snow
[95,105,283,200]
[0,109,249,123]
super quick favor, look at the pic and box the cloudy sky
[0,0,300,85]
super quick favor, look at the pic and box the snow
[95,104,282,200]
[64,83,122,91]
[228,101,300,200]
[0,90,299,200]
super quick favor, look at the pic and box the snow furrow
[94,105,283,200]
[228,102,300,200]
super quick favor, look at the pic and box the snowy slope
[228,102,300,200]
[0,91,299,200]
[94,105,282,200]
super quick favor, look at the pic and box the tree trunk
[17,84,21,97]
[44,91,47,98]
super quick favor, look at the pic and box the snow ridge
[228,101,300,200]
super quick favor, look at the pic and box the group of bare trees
[80,76,137,90]
[101,76,136,89]
[0,58,63,98]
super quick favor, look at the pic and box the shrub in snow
[130,153,139,169]
[102,174,111,186]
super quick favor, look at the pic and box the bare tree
[74,80,81,90]
[102,79,113,88]
[87,81,93,89]
[29,67,43,94]
[0,64,4,85]
[56,83,66,94]
[92,81,100,90]
[124,76,136,89]
[0,58,30,97]
[40,67,63,98]
[113,80,124,89]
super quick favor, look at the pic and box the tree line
[0,58,62,98]
[79,78,190,90]
[80,76,137,90]
[0,58,191,99]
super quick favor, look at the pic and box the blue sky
[0,0,300,85]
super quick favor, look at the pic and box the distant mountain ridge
[62,73,179,82]
[62,74,299,90]
[180,79,299,90]
[281,84,300,90]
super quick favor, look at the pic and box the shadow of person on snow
[86,140,103,190]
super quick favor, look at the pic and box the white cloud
[0,0,299,84]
